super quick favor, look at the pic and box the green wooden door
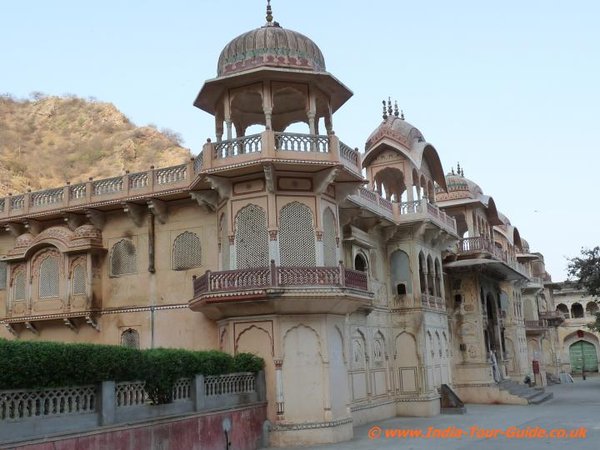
[569,340,599,373]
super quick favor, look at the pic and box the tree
[568,246,600,332]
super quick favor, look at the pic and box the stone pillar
[274,359,284,418]
[98,381,116,426]
[192,374,206,411]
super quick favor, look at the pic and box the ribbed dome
[441,174,483,200]
[217,24,326,77]
[365,115,425,152]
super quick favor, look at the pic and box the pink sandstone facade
[0,3,567,446]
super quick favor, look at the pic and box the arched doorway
[569,340,599,373]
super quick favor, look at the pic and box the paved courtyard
[294,377,600,450]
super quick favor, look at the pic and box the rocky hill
[0,94,191,195]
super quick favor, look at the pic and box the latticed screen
[110,239,137,276]
[322,208,337,266]
[0,262,6,290]
[72,265,86,295]
[39,256,60,298]
[121,328,140,349]
[13,271,26,301]
[235,205,269,269]
[279,202,316,266]
[172,231,202,270]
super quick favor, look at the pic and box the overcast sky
[2,0,598,281]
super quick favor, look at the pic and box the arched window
[235,204,269,269]
[13,270,26,301]
[426,256,434,295]
[354,253,368,272]
[586,302,599,316]
[121,328,140,349]
[419,252,426,294]
[390,250,412,294]
[571,303,584,319]
[172,231,202,270]
[322,208,337,266]
[0,262,6,290]
[72,264,86,295]
[110,239,137,276]
[557,303,570,318]
[39,254,60,298]
[279,202,316,266]
[434,258,442,298]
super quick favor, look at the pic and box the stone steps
[498,380,553,405]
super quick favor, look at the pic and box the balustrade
[214,134,262,158]
[155,164,187,185]
[193,263,369,297]
[31,188,64,207]
[129,172,149,190]
[275,132,328,152]
[93,177,123,196]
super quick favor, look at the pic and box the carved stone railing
[128,172,149,190]
[214,134,262,158]
[458,237,530,278]
[524,319,548,330]
[31,188,64,208]
[93,176,123,196]
[348,190,457,234]
[339,141,360,167]
[0,385,96,420]
[194,262,368,297]
[204,373,256,397]
[115,381,148,407]
[0,160,195,218]
[275,132,328,153]
[155,164,187,185]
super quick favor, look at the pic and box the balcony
[346,188,458,235]
[445,236,530,280]
[524,319,548,334]
[201,131,363,178]
[539,310,565,326]
[189,262,373,319]
[0,162,198,221]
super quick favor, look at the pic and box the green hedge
[0,339,264,403]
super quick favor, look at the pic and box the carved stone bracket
[24,321,39,335]
[264,164,275,193]
[85,314,100,332]
[314,167,339,195]
[63,213,85,231]
[63,318,78,333]
[190,191,219,212]
[123,202,146,227]
[335,181,364,201]
[147,199,168,224]
[3,323,17,337]
[205,175,232,200]
[5,222,24,237]
[85,209,105,230]
[24,219,42,235]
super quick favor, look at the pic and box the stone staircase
[498,380,553,404]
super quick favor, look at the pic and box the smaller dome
[365,115,425,152]
[437,174,483,201]
[15,233,35,248]
[73,224,101,239]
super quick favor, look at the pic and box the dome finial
[393,100,400,117]
[400,109,405,120]
[382,100,388,120]
[266,0,274,24]
[387,97,393,117]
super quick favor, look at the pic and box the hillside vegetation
[0,93,191,195]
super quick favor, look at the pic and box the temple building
[0,2,569,446]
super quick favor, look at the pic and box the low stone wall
[0,371,266,449]
[6,403,267,450]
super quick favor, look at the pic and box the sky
[1,0,599,281]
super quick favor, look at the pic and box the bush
[0,339,263,404]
